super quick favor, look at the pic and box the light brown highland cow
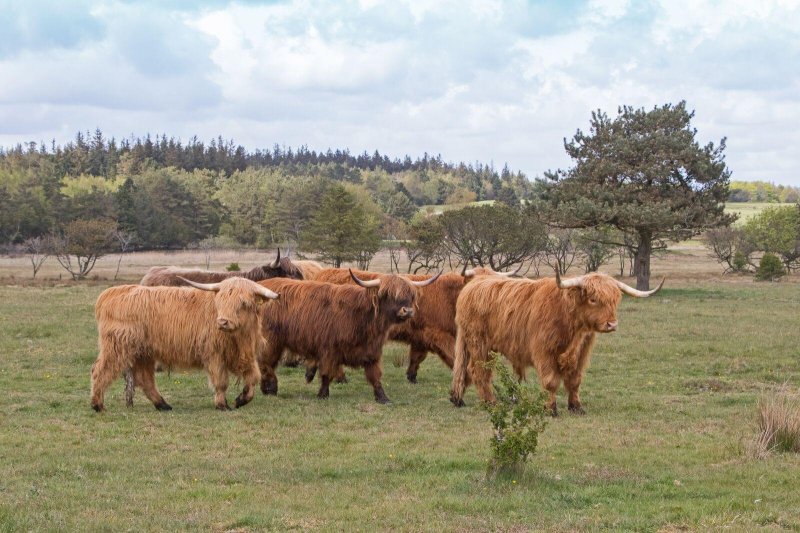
[91,277,279,412]
[450,272,663,415]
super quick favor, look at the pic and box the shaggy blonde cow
[450,272,663,415]
[91,277,279,412]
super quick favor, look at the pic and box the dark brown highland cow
[91,277,279,412]
[450,272,664,415]
[313,266,519,383]
[257,270,439,403]
[140,249,303,286]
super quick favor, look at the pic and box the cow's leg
[536,364,561,417]
[123,367,136,407]
[207,358,231,410]
[334,365,348,384]
[305,361,318,383]
[406,343,427,384]
[317,357,338,399]
[364,360,390,404]
[90,341,127,412]
[450,330,481,407]
[563,370,585,415]
[466,336,494,404]
[133,360,172,411]
[564,334,595,414]
[235,357,261,408]
[317,375,331,399]
[258,338,283,396]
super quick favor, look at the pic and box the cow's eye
[588,298,597,305]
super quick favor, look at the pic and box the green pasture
[726,202,794,224]
[0,282,799,531]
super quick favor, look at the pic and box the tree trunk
[634,230,652,290]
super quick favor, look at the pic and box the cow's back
[259,278,382,362]
[96,285,219,364]
[457,277,567,367]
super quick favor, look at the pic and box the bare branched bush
[23,235,54,278]
[53,219,116,280]
[703,226,755,274]
[542,228,578,275]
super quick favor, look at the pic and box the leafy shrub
[732,250,750,273]
[482,352,548,476]
[755,253,784,281]
[226,262,240,272]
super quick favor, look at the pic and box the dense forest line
[728,181,799,203]
[0,130,532,248]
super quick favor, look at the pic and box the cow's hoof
[234,395,250,408]
[568,404,586,415]
[335,375,349,384]
[91,403,104,413]
[450,396,465,408]
[375,395,391,405]
[305,368,317,383]
[549,405,559,417]
[154,400,172,411]
[260,380,278,396]
[215,403,232,411]
[317,394,329,400]
[407,374,418,384]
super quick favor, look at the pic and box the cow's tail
[449,328,469,407]
[123,368,135,406]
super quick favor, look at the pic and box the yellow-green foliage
[60,174,125,198]
[729,181,800,203]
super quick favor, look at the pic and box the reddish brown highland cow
[91,277,279,412]
[257,270,438,403]
[450,272,664,415]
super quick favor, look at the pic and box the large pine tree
[538,102,734,289]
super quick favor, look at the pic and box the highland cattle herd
[90,250,663,413]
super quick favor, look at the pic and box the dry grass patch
[750,387,800,457]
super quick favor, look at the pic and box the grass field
[725,202,793,224]
[1,266,799,530]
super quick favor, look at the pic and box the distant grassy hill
[725,202,795,224]
[419,199,495,214]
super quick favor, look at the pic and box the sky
[1,0,799,185]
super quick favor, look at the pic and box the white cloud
[0,0,799,185]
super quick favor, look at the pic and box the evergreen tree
[538,102,733,289]
[300,184,381,267]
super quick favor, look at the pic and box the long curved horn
[254,284,280,300]
[270,248,281,268]
[463,268,475,278]
[555,271,584,289]
[615,277,665,298]
[497,263,523,277]
[178,277,222,291]
[349,268,381,288]
[410,271,441,287]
